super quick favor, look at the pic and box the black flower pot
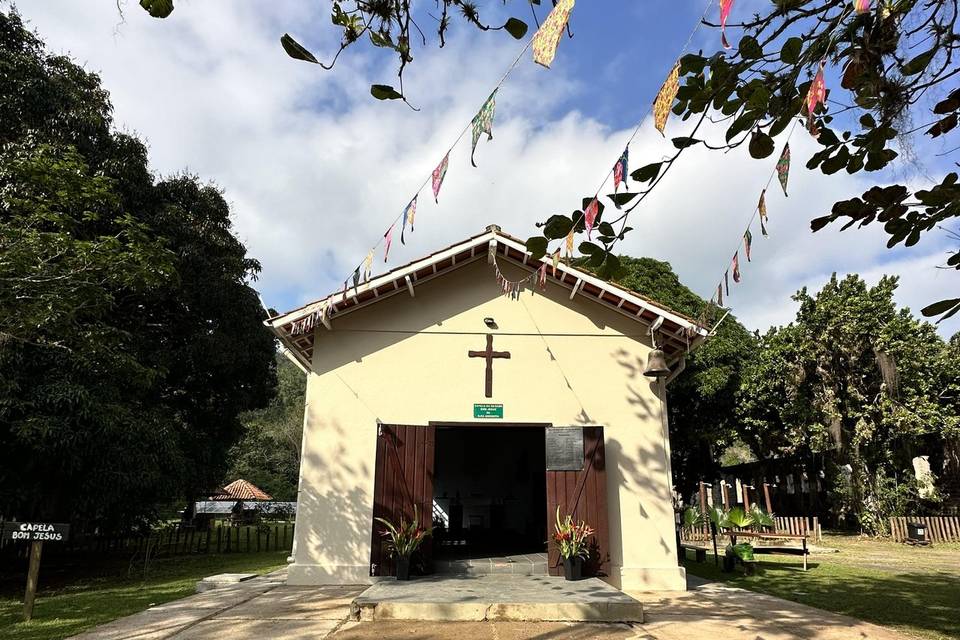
[396,555,411,581]
[563,556,582,581]
[722,551,735,573]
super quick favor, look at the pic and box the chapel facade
[267,226,707,592]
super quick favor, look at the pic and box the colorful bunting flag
[806,61,827,137]
[363,249,374,281]
[725,270,730,296]
[432,153,449,203]
[384,224,394,262]
[532,0,575,69]
[758,190,769,237]
[717,282,724,306]
[732,252,742,283]
[613,147,629,193]
[744,229,752,262]
[853,0,871,13]
[341,279,348,302]
[584,198,599,239]
[552,250,560,277]
[538,263,548,289]
[565,228,575,258]
[776,143,791,196]
[352,266,361,294]
[471,90,497,167]
[720,0,735,49]
[400,196,417,244]
[653,61,681,135]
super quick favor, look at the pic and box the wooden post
[23,541,43,621]
[762,483,773,513]
[698,482,708,515]
[720,481,729,509]
[743,485,752,511]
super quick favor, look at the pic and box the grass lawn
[683,534,960,640]
[0,551,289,640]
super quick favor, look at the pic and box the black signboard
[545,427,584,471]
[2,522,70,543]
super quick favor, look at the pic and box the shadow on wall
[296,418,374,571]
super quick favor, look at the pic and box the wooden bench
[730,531,809,570]
[679,542,709,563]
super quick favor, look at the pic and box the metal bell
[643,348,671,378]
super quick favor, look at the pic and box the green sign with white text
[473,403,504,419]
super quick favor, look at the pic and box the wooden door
[546,426,609,577]
[369,424,435,577]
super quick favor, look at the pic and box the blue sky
[16,0,959,336]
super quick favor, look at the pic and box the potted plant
[374,506,432,581]
[720,506,756,574]
[552,506,595,581]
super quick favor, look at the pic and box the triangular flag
[584,198,599,239]
[538,264,547,289]
[854,0,871,13]
[720,0,735,49]
[432,153,449,203]
[532,0,575,69]
[613,147,629,193]
[471,90,497,167]
[725,270,730,296]
[653,61,681,135]
[352,266,361,294]
[363,250,374,281]
[758,190,769,237]
[383,224,394,262]
[744,229,752,262]
[565,228,575,259]
[732,252,742,283]
[776,143,790,196]
[717,282,724,307]
[806,61,827,137]
[400,195,417,244]
[552,250,560,277]
[341,279,348,302]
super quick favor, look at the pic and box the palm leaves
[374,505,432,558]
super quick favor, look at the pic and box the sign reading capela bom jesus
[2,522,70,542]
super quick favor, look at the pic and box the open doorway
[432,426,547,568]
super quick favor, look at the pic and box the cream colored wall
[289,258,686,591]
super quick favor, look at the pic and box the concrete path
[69,572,911,640]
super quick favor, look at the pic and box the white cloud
[15,1,959,338]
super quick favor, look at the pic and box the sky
[14,0,959,337]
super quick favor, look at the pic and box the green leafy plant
[552,506,595,560]
[375,506,432,558]
[722,506,755,531]
[749,504,775,531]
[683,505,704,530]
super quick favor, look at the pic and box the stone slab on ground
[351,575,644,623]
[195,572,258,593]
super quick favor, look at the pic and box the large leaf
[630,162,662,183]
[542,215,573,240]
[370,84,403,100]
[921,298,960,322]
[525,236,549,259]
[606,192,639,208]
[748,129,775,159]
[281,34,320,64]
[672,137,701,149]
[503,18,529,39]
[780,37,802,64]
[140,0,174,18]
[901,48,936,76]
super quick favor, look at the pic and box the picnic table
[729,530,809,570]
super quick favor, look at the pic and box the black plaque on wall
[545,427,584,471]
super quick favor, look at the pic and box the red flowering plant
[552,506,595,560]
[374,505,432,558]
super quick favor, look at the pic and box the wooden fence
[681,516,821,543]
[889,516,960,543]
[0,523,294,560]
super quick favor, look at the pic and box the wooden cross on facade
[468,334,510,398]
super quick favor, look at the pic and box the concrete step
[351,575,644,623]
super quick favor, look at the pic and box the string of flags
[287,0,579,336]
[492,254,550,300]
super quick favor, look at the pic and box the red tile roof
[212,479,273,502]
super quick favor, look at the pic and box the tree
[226,355,307,501]
[737,273,958,532]
[598,256,757,496]
[0,10,277,531]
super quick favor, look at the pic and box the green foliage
[737,273,959,532]
[226,356,306,501]
[0,10,277,531]
[375,505,432,558]
[683,505,704,529]
[723,506,755,530]
[730,542,754,562]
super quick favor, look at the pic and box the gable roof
[266,226,709,371]
[211,479,273,502]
